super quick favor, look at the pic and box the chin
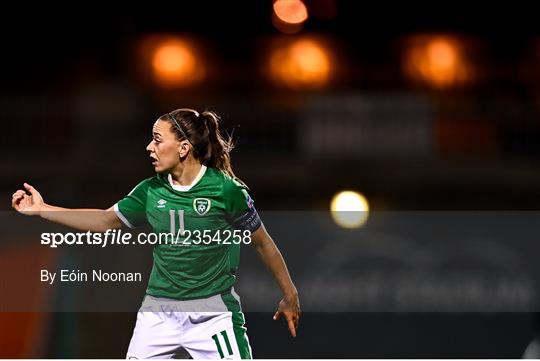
[154,166,170,174]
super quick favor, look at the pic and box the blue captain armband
[231,207,262,233]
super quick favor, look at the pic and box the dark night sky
[0,1,537,96]
[1,2,538,67]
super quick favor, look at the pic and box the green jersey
[114,166,261,300]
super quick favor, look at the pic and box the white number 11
[169,209,185,235]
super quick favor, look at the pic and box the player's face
[146,120,183,173]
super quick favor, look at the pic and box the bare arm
[251,223,300,337]
[12,183,122,232]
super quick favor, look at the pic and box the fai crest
[193,198,211,215]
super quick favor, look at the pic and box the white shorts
[126,288,252,359]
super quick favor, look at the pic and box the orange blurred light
[273,0,308,24]
[404,36,472,89]
[269,39,333,89]
[151,39,204,88]
[272,14,304,34]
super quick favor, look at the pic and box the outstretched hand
[273,293,301,337]
[12,183,44,215]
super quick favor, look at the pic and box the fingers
[11,196,20,210]
[287,318,297,337]
[283,311,300,338]
[12,186,33,211]
[11,191,26,209]
[24,183,37,196]
[12,191,25,203]
[12,190,25,198]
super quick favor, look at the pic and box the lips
[150,155,158,165]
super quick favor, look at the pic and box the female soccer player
[11,108,300,359]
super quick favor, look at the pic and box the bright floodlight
[273,0,308,24]
[151,39,204,88]
[330,190,370,229]
[403,36,472,89]
[269,39,332,89]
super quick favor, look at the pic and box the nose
[146,141,153,152]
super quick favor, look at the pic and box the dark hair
[160,108,236,178]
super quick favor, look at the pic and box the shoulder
[200,167,244,188]
[218,171,249,195]
[220,172,256,212]
[128,175,163,194]
[203,167,251,200]
[141,175,163,187]
[148,174,166,187]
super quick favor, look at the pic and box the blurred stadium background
[1,1,540,358]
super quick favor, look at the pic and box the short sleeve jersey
[114,166,261,300]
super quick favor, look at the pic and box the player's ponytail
[200,111,236,179]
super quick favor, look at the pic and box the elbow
[97,209,121,232]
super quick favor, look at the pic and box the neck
[170,159,203,186]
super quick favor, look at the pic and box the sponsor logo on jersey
[193,198,211,215]
[157,199,167,208]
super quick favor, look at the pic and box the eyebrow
[153,132,162,137]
